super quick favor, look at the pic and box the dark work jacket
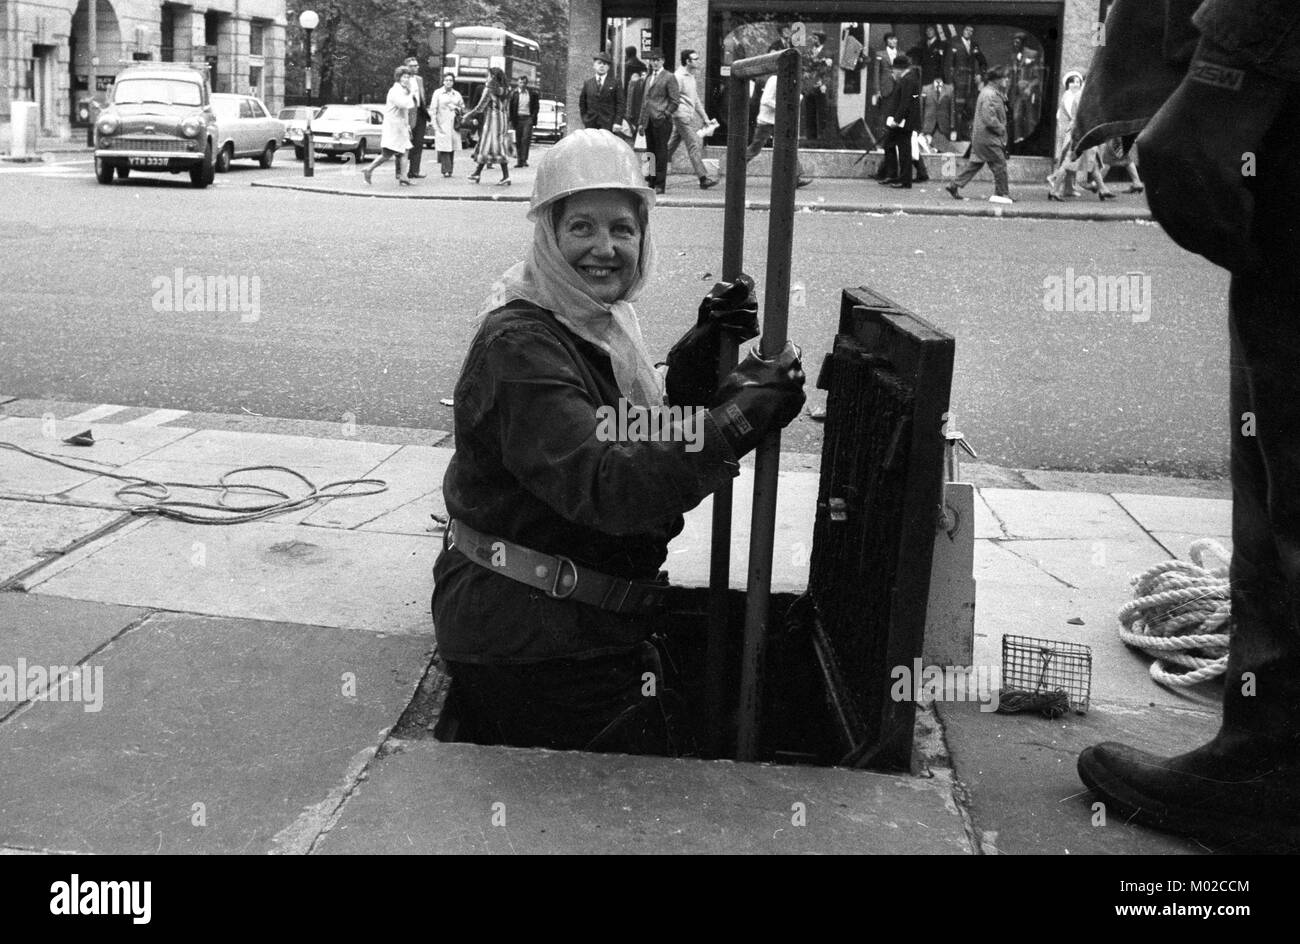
[432,301,739,664]
[1075,0,1300,154]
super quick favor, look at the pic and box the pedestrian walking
[945,65,1012,203]
[431,129,805,754]
[404,56,430,178]
[1047,71,1085,200]
[665,49,719,190]
[363,66,416,187]
[636,48,678,194]
[463,67,513,185]
[1074,0,1300,854]
[744,72,813,187]
[430,72,464,178]
[508,75,539,168]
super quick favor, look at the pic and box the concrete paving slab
[302,445,449,532]
[315,740,970,855]
[973,491,1004,538]
[354,493,445,536]
[30,519,437,635]
[669,464,819,591]
[979,489,1148,540]
[0,418,191,496]
[0,500,126,583]
[1020,469,1231,500]
[975,540,1065,588]
[142,429,399,478]
[0,612,433,854]
[973,579,1222,712]
[997,535,1173,590]
[1113,493,1233,536]
[940,698,1223,854]
[0,593,147,718]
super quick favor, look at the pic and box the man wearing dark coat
[881,55,922,188]
[579,50,625,131]
[945,65,1011,201]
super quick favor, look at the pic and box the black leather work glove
[664,275,760,407]
[708,341,806,458]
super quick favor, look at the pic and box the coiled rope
[1117,539,1232,688]
[1,441,387,525]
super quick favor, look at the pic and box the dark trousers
[437,149,454,175]
[885,126,912,185]
[437,641,685,755]
[408,113,428,175]
[644,115,672,188]
[513,116,534,165]
[953,144,1009,195]
[804,88,826,140]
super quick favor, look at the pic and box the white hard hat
[528,129,655,220]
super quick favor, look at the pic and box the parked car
[92,63,218,188]
[211,93,285,171]
[277,105,319,145]
[285,104,383,162]
[533,98,566,143]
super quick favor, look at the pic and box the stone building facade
[1,0,286,147]
[566,0,1110,158]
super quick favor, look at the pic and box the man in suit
[636,47,679,194]
[881,55,922,188]
[404,56,430,178]
[801,31,834,141]
[579,50,624,132]
[949,25,986,140]
[869,32,902,170]
[508,76,540,168]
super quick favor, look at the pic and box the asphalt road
[0,154,1231,477]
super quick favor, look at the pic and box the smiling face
[555,190,643,304]
[443,74,454,88]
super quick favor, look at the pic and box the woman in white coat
[430,72,465,178]
[363,67,416,186]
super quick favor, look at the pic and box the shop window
[250,21,265,57]
[709,12,1058,156]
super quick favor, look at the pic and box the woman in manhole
[432,129,806,755]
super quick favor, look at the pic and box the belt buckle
[548,555,579,600]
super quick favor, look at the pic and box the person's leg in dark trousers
[645,115,672,191]
[1078,109,1300,853]
[515,117,533,166]
[987,144,1010,197]
[951,157,985,191]
[409,114,427,176]
[886,128,912,187]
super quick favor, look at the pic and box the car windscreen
[314,106,367,123]
[114,79,203,107]
[212,98,241,121]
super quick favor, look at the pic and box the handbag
[633,130,647,150]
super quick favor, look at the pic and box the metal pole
[735,47,800,762]
[703,65,757,757]
[303,29,315,178]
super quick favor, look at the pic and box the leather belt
[446,519,668,615]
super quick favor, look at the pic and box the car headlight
[337,131,355,141]
[181,116,203,138]
[97,115,119,136]
[287,127,303,139]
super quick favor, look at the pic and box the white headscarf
[479,193,664,408]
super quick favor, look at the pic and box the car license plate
[130,156,170,168]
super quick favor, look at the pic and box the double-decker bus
[445,26,541,106]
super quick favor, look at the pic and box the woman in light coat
[430,72,465,178]
[363,67,416,186]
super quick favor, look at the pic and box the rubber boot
[1078,275,1300,853]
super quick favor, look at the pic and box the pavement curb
[248,179,1153,221]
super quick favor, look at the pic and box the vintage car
[277,105,319,145]
[284,104,384,162]
[533,98,566,143]
[211,93,285,171]
[93,64,219,188]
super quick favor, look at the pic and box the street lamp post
[299,9,319,178]
[434,20,452,83]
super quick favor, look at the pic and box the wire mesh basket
[1000,634,1093,715]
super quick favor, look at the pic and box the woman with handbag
[430,72,465,178]
[462,66,513,185]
